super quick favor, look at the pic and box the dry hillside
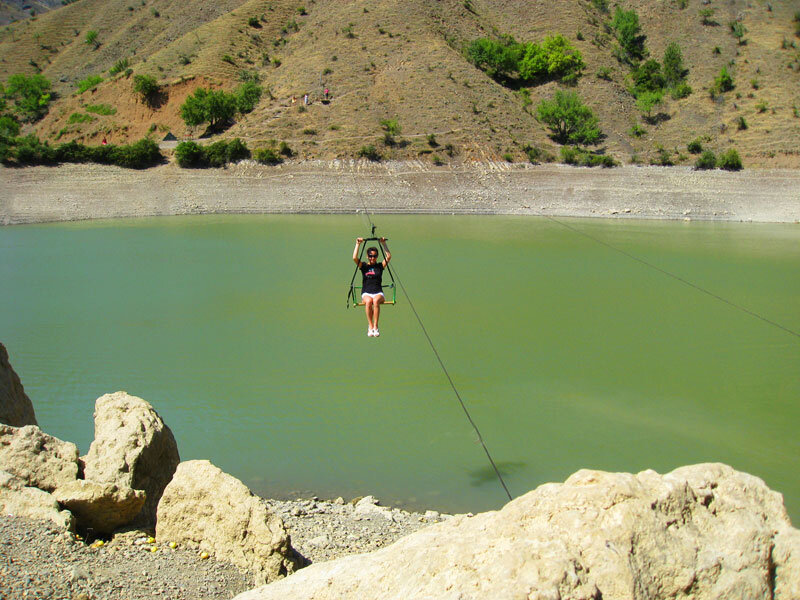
[1,0,799,167]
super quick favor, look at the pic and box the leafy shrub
[254,146,282,164]
[560,146,616,167]
[380,118,401,140]
[518,34,585,83]
[3,73,52,121]
[67,112,95,124]
[729,21,747,43]
[630,124,646,137]
[650,146,674,166]
[0,114,21,139]
[13,135,57,164]
[112,138,161,168]
[737,116,748,130]
[175,141,206,167]
[426,133,439,147]
[181,88,238,130]
[85,104,116,115]
[109,58,130,76]
[756,101,768,113]
[536,90,601,145]
[700,9,716,26]
[611,7,646,64]
[235,81,262,113]
[631,60,665,96]
[662,42,687,88]
[710,67,734,96]
[718,148,743,170]
[431,153,444,165]
[77,75,103,94]
[502,152,514,162]
[695,150,716,169]
[85,30,99,48]
[635,90,663,119]
[279,141,293,157]
[358,144,381,160]
[248,16,260,28]
[133,74,160,105]
[670,82,692,99]
[466,37,521,81]
[523,144,554,163]
[687,139,703,154]
[596,66,612,80]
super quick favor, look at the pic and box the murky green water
[1,215,798,522]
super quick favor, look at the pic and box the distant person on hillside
[324,88,329,100]
[353,237,391,337]
[303,94,309,106]
[101,137,107,145]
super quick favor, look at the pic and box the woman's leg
[364,296,375,330]
[373,295,384,329]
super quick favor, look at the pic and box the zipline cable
[359,204,513,502]
[543,215,800,341]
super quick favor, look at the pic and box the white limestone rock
[0,470,74,531]
[156,460,297,585]
[0,342,37,427]
[233,463,800,600]
[0,425,80,492]
[53,479,146,534]
[82,391,179,527]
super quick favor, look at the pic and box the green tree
[466,37,520,81]
[0,114,21,139]
[611,7,646,64]
[718,148,742,170]
[662,42,686,88]
[4,73,52,122]
[635,90,663,120]
[694,150,716,170]
[518,35,585,83]
[631,59,664,96]
[536,90,601,145]
[235,81,262,113]
[133,74,160,105]
[180,88,237,131]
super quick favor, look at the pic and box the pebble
[2,495,448,597]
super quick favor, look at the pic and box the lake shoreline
[2,161,800,225]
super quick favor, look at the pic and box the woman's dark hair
[367,246,379,257]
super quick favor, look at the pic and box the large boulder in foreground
[0,342,37,427]
[234,463,800,600]
[82,391,179,527]
[156,460,297,585]
[0,425,80,492]
[53,479,146,535]
[0,470,74,531]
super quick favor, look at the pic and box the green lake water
[1,215,798,523]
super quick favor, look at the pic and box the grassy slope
[1,0,798,166]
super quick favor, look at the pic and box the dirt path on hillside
[2,161,799,225]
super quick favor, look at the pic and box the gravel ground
[0,495,446,600]
[2,161,799,225]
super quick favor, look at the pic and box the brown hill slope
[1,0,799,167]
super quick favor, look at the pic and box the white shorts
[361,292,385,300]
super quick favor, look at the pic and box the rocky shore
[2,340,800,599]
[2,161,800,225]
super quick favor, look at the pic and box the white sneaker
[373,328,380,337]
[367,328,374,337]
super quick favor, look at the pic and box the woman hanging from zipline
[353,237,391,337]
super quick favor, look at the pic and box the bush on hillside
[560,146,616,167]
[133,74,160,105]
[3,73,52,122]
[710,67,735,96]
[518,34,585,83]
[611,7,647,64]
[694,150,716,170]
[180,88,238,131]
[77,75,103,94]
[687,138,703,154]
[175,138,250,168]
[253,146,282,165]
[718,148,742,170]
[536,90,601,145]
[235,81,262,114]
[0,114,21,139]
[358,144,381,161]
[175,141,206,167]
